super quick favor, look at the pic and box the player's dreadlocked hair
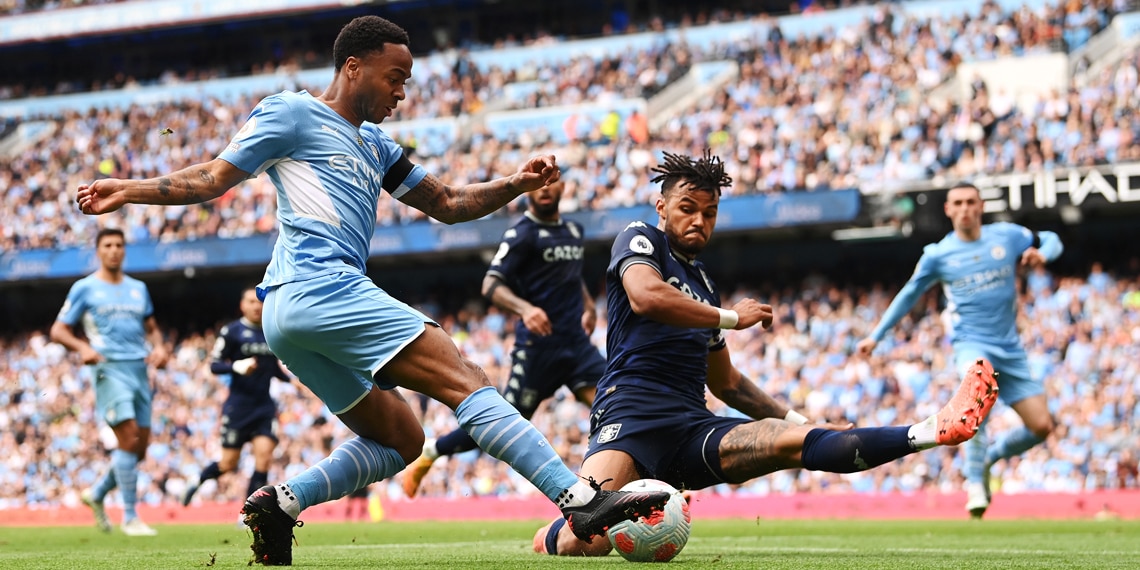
[650,149,733,197]
[333,16,410,71]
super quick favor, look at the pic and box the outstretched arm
[396,155,559,225]
[77,158,251,215]
[621,263,773,330]
[857,249,939,355]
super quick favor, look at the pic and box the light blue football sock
[92,466,117,502]
[286,436,406,512]
[455,386,579,502]
[962,424,990,484]
[110,449,140,521]
[985,426,1045,465]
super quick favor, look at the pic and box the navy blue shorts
[221,411,278,449]
[585,386,749,491]
[501,336,605,417]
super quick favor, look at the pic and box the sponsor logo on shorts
[597,423,622,443]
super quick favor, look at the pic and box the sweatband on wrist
[784,410,809,425]
[716,308,739,329]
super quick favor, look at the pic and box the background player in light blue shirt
[857,182,1064,519]
[77,15,669,565]
[50,228,168,536]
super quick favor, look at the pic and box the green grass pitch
[1,519,1137,569]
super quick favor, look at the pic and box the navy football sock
[199,461,222,482]
[247,470,269,498]
[435,428,479,456]
[800,427,916,473]
[542,518,566,555]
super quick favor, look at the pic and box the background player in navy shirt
[182,287,295,508]
[534,151,1000,557]
[401,179,606,497]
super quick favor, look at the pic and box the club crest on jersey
[235,117,257,140]
[568,223,581,239]
[369,143,380,161]
[630,235,654,255]
[991,245,1006,260]
[597,423,622,443]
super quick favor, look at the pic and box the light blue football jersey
[57,274,154,361]
[218,91,426,290]
[871,222,1062,349]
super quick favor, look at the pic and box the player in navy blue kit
[182,287,294,508]
[534,151,1001,556]
[78,16,669,565]
[401,179,606,497]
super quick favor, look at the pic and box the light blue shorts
[953,341,1042,406]
[262,271,434,414]
[93,360,152,428]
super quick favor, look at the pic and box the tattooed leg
[718,419,812,481]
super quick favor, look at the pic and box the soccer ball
[606,479,691,562]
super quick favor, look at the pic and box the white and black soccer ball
[606,479,691,562]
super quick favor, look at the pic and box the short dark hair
[650,149,732,197]
[950,182,982,194]
[333,16,410,71]
[95,227,124,247]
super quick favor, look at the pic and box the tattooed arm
[78,158,249,215]
[397,155,559,225]
[706,346,789,421]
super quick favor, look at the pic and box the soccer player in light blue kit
[857,182,1063,519]
[51,228,169,536]
[76,15,668,566]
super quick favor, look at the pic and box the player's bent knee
[1029,419,1054,439]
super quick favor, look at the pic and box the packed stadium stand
[1,0,1139,513]
[2,267,1139,508]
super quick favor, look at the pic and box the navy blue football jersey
[210,318,289,420]
[486,211,589,346]
[598,221,726,408]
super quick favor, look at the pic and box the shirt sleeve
[56,281,88,326]
[209,325,235,375]
[141,284,154,319]
[218,94,298,177]
[608,221,663,280]
[485,222,532,284]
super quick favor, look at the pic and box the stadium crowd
[3,0,1140,251]
[2,0,1139,512]
[1,265,1137,510]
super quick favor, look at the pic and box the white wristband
[784,410,809,425]
[232,357,256,376]
[716,308,739,329]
